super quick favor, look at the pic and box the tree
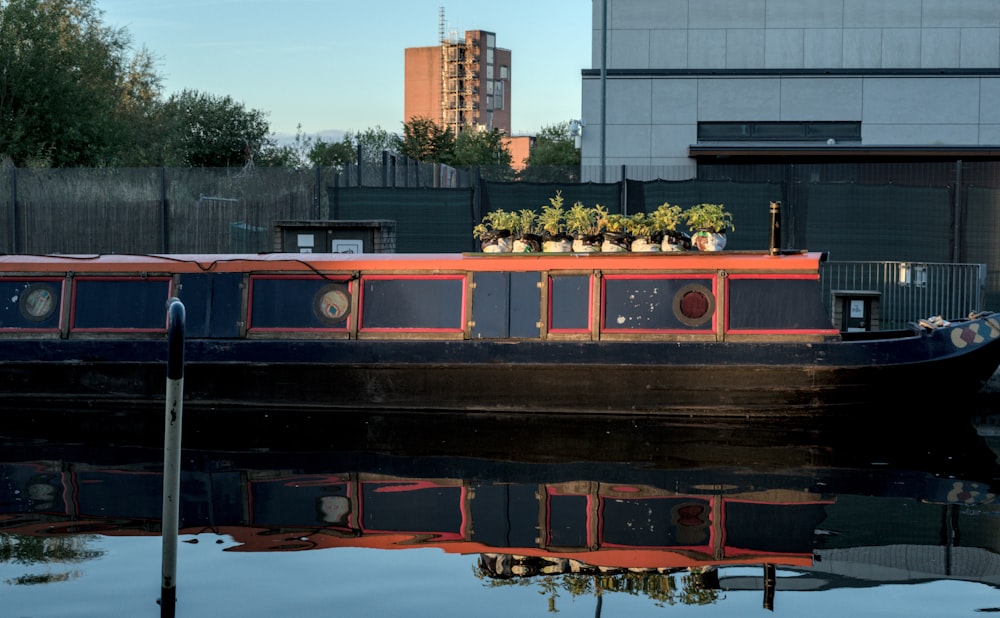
[157,89,272,167]
[400,116,455,163]
[453,127,512,167]
[520,121,581,182]
[308,135,356,168]
[0,0,161,166]
[350,125,402,164]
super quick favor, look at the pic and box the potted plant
[473,209,515,253]
[649,202,690,252]
[682,203,734,251]
[564,201,604,252]
[510,208,542,253]
[624,212,661,252]
[598,211,630,252]
[539,191,572,253]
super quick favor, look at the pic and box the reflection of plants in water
[1,534,105,586]
[474,554,722,612]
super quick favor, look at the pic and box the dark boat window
[601,497,711,548]
[0,279,62,330]
[72,277,172,330]
[469,483,540,547]
[249,276,352,330]
[360,276,464,331]
[360,482,464,536]
[471,272,541,338]
[727,277,832,331]
[178,273,244,338]
[724,502,829,553]
[546,493,589,548]
[549,274,590,332]
[603,276,715,331]
[249,478,350,527]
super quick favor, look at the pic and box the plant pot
[692,230,726,252]
[572,234,602,253]
[480,229,513,253]
[512,233,541,253]
[630,236,661,252]
[662,231,691,252]
[542,233,573,253]
[601,232,630,253]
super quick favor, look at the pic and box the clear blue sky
[98,0,592,140]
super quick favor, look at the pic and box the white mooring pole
[160,298,185,617]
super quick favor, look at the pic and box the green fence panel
[627,179,783,251]
[964,186,1000,309]
[481,181,623,216]
[804,184,952,262]
[331,186,475,253]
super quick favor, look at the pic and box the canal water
[1,403,999,617]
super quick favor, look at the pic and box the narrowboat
[1,250,999,415]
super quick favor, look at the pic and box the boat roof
[0,251,827,274]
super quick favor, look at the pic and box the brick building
[405,29,512,136]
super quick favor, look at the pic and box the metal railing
[821,261,987,330]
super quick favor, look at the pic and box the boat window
[600,496,712,548]
[471,272,542,338]
[360,276,465,331]
[545,492,589,548]
[726,277,833,332]
[72,277,172,330]
[724,502,829,553]
[359,482,465,539]
[249,477,350,527]
[548,275,591,333]
[602,276,715,331]
[0,279,62,330]
[249,276,353,330]
[468,484,539,547]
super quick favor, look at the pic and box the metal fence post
[9,166,17,254]
[160,167,169,252]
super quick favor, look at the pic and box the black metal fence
[2,161,999,309]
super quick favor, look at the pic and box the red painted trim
[0,251,827,275]
[544,487,596,547]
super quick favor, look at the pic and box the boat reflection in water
[1,404,999,613]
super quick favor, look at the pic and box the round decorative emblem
[313,284,351,324]
[672,283,715,327]
[19,283,58,322]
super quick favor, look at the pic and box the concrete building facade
[405,30,512,135]
[581,0,1000,176]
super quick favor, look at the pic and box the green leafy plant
[682,203,734,233]
[564,201,604,237]
[473,209,515,240]
[599,212,629,234]
[624,212,655,238]
[648,202,683,233]
[511,209,541,236]
[539,191,567,236]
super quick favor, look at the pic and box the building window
[500,65,509,80]
[697,122,861,142]
[495,81,504,110]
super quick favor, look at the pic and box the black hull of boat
[4,327,1000,415]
